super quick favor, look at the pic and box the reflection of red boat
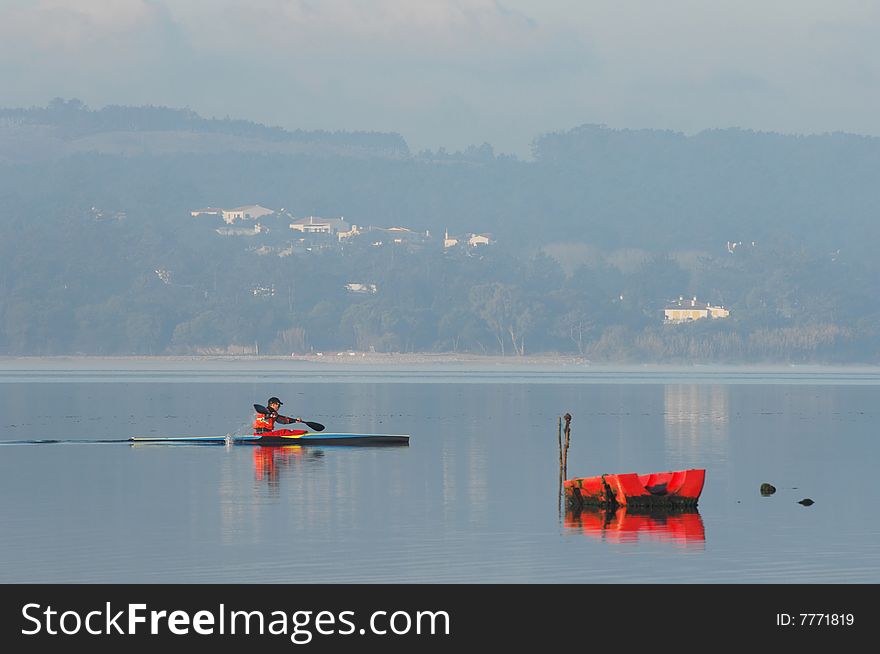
[565,507,705,545]
[565,469,705,510]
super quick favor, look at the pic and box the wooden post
[557,416,563,470]
[558,416,563,515]
[563,413,572,478]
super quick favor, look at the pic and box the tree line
[0,205,875,361]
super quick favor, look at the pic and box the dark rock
[798,498,815,506]
[760,483,776,496]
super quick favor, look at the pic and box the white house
[664,296,730,322]
[191,207,224,218]
[468,233,492,247]
[252,285,275,297]
[221,205,275,224]
[289,216,351,235]
[337,224,361,240]
[344,283,378,294]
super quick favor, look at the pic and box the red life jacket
[253,412,276,433]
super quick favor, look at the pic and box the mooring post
[558,416,564,514]
[563,413,572,478]
[558,416,563,469]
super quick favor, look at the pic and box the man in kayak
[252,397,301,434]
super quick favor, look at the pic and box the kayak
[564,468,705,510]
[130,428,409,446]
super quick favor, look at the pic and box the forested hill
[3,100,880,257]
[528,124,880,256]
[0,98,410,160]
[1,101,879,360]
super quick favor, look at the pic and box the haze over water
[1,361,878,583]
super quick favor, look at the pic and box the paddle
[254,404,325,431]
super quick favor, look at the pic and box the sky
[1,0,879,156]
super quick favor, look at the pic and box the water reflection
[565,506,706,548]
[664,384,729,469]
[253,446,325,490]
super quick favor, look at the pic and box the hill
[1,100,878,361]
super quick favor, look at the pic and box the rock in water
[760,483,776,496]
[798,498,815,506]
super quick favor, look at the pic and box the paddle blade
[254,404,269,414]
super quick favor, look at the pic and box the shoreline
[1,353,879,371]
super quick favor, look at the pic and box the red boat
[564,468,705,510]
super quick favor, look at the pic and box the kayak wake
[0,438,133,445]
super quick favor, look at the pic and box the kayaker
[253,397,300,434]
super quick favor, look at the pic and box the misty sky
[2,0,879,155]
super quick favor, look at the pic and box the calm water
[1,362,879,583]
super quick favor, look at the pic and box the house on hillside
[252,285,275,297]
[444,230,492,250]
[190,207,224,218]
[467,233,493,247]
[664,296,730,323]
[344,283,378,295]
[289,216,351,236]
[221,205,275,224]
[337,223,361,240]
[191,205,274,223]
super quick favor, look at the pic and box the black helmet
[267,397,283,406]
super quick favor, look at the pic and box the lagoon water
[1,361,879,583]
